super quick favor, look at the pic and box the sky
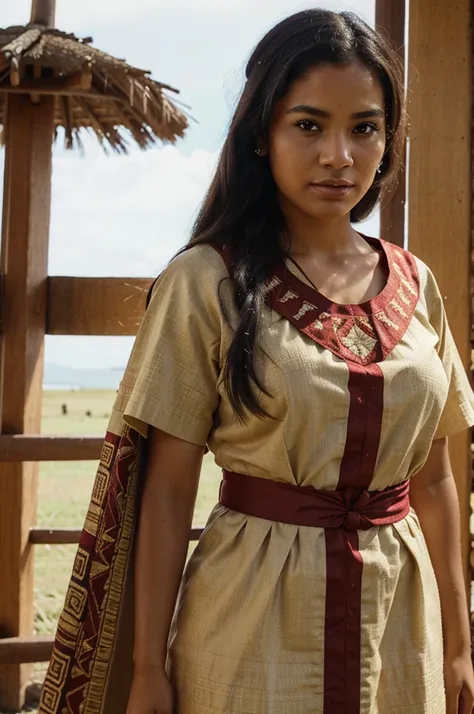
[0,0,378,371]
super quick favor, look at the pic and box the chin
[305,202,354,220]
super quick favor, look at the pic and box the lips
[312,180,354,187]
[309,182,355,199]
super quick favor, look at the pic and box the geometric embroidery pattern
[39,426,144,714]
[72,547,89,582]
[264,237,420,365]
[63,582,88,620]
[100,440,115,469]
[340,323,377,360]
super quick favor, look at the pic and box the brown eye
[353,122,379,135]
[296,120,320,132]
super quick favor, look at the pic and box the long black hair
[179,9,405,421]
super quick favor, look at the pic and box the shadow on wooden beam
[46,276,152,336]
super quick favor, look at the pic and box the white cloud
[49,137,219,277]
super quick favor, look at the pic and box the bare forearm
[411,474,470,656]
[132,479,194,670]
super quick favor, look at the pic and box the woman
[41,9,474,714]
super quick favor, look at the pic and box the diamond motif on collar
[340,324,377,360]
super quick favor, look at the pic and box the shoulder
[161,243,229,284]
[148,243,233,322]
[152,244,230,302]
[407,253,442,307]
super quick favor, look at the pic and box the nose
[319,132,354,170]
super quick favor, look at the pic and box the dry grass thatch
[0,24,189,152]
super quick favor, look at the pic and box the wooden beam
[0,94,54,710]
[0,71,93,95]
[0,636,54,665]
[29,526,205,545]
[47,277,152,336]
[407,0,471,579]
[375,0,406,247]
[0,435,103,462]
[29,528,84,545]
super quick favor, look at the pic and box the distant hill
[43,363,123,391]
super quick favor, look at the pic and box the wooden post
[30,0,56,27]
[0,94,54,710]
[375,0,406,247]
[407,0,472,578]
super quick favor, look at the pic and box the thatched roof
[0,25,189,152]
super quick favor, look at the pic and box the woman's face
[266,61,387,221]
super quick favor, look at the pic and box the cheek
[269,132,311,186]
[355,138,385,179]
[363,136,386,166]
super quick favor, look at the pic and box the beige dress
[113,238,474,714]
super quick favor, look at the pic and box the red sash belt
[219,471,410,531]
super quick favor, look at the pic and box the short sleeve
[114,246,224,446]
[424,266,474,439]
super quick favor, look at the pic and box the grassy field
[19,389,222,712]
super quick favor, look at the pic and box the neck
[280,195,360,258]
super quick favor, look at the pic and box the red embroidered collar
[265,236,420,365]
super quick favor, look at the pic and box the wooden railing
[0,435,103,461]
[0,276,153,679]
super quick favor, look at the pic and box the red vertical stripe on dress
[324,362,384,714]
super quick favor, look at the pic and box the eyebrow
[286,105,385,120]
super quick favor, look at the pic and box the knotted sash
[219,470,411,532]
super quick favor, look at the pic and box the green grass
[20,389,223,711]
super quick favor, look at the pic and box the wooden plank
[47,277,152,336]
[29,528,83,545]
[375,0,406,247]
[0,71,93,96]
[29,526,205,545]
[0,94,54,710]
[407,0,471,579]
[0,435,103,462]
[0,636,54,665]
